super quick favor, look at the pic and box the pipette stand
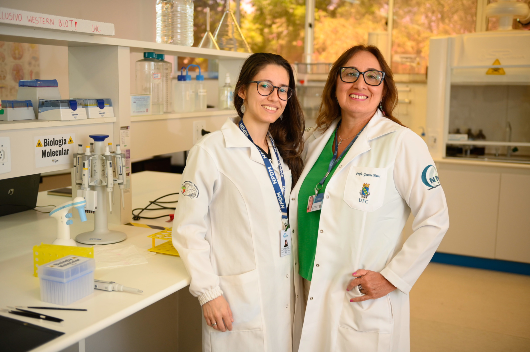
[75,134,127,245]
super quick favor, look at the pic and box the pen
[6,307,63,323]
[18,306,87,312]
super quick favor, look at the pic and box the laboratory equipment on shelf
[486,0,530,31]
[172,67,186,113]
[156,54,173,113]
[183,68,196,113]
[173,0,194,46]
[187,64,207,111]
[77,99,115,118]
[156,0,174,44]
[38,99,88,121]
[218,72,234,110]
[214,0,251,53]
[17,79,61,117]
[198,8,220,50]
[74,134,128,245]
[50,197,88,247]
[136,52,163,115]
[0,100,34,121]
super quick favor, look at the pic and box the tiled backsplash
[449,85,530,156]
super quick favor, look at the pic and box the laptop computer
[0,174,41,217]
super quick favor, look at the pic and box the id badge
[307,193,324,212]
[280,228,292,257]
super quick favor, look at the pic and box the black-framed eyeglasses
[339,67,385,86]
[249,81,293,101]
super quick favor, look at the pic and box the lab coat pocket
[343,166,388,212]
[218,269,263,332]
[339,292,393,333]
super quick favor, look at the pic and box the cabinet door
[495,173,530,264]
[436,167,500,258]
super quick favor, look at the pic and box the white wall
[1,0,156,42]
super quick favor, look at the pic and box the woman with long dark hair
[289,45,449,351]
[173,53,305,352]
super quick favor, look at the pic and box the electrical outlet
[193,120,206,145]
[0,137,11,174]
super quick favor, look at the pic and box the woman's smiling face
[238,64,289,125]
[335,50,384,120]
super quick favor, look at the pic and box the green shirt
[297,130,347,281]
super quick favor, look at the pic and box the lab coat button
[286,274,289,278]
[319,230,323,233]
[310,297,313,300]
[291,197,295,201]
[325,195,329,199]
[316,264,319,267]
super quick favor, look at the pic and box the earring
[241,103,246,114]
[379,102,385,116]
[279,114,283,120]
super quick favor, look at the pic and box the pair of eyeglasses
[339,67,385,86]
[249,81,293,101]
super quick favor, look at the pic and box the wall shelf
[0,117,116,131]
[0,24,250,60]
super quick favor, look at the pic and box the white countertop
[434,157,530,170]
[0,171,189,352]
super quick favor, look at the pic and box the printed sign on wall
[35,134,75,168]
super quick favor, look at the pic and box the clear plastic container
[187,64,207,111]
[156,0,174,44]
[173,0,194,47]
[39,255,95,306]
[136,52,163,115]
[183,71,196,113]
[219,72,234,110]
[156,54,173,113]
[172,67,187,113]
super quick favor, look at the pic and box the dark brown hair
[316,45,402,131]
[234,53,305,186]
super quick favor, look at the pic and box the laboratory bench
[0,171,202,352]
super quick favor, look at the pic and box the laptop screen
[0,174,41,217]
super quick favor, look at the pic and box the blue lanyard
[315,121,365,194]
[238,119,288,227]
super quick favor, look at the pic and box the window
[391,0,477,74]
[313,0,388,63]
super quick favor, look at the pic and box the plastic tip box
[77,98,114,118]
[19,79,59,87]
[0,100,35,121]
[39,255,95,306]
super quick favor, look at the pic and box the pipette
[94,279,143,294]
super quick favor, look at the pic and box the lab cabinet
[495,173,530,263]
[436,165,500,259]
[403,161,530,264]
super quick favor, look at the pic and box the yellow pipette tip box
[33,243,94,277]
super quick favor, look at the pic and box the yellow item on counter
[147,228,179,257]
[33,243,94,277]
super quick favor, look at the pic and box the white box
[78,99,115,118]
[0,100,35,121]
[38,99,88,121]
[39,255,95,306]
[131,95,151,115]
[17,79,61,117]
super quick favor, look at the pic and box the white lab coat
[290,111,449,352]
[172,117,293,352]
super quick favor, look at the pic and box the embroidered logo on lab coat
[360,183,370,199]
[181,181,199,198]
[421,165,440,190]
